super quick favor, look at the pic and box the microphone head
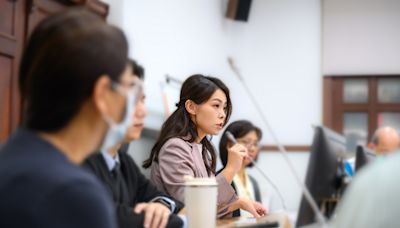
[227,57,234,66]
[225,131,237,144]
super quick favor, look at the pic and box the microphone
[225,131,288,211]
[227,57,327,227]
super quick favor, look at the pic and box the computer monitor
[296,126,346,227]
[355,145,375,172]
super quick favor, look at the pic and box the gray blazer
[150,137,238,218]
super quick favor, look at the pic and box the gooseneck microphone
[227,57,327,227]
[225,131,288,211]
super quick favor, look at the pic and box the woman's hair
[219,120,262,168]
[19,8,128,132]
[143,74,232,174]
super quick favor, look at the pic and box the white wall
[218,0,321,213]
[122,0,234,130]
[225,0,322,145]
[102,0,124,27]
[107,0,322,214]
[323,0,400,75]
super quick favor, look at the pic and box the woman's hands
[228,198,268,218]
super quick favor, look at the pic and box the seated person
[219,120,263,217]
[368,126,400,155]
[143,75,267,218]
[0,9,129,228]
[343,126,399,176]
[83,59,183,228]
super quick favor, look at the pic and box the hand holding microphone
[227,142,248,172]
[225,131,254,163]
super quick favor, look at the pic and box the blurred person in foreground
[0,9,133,228]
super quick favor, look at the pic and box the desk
[217,213,291,228]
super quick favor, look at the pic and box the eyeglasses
[112,77,143,95]
[111,78,143,104]
[236,140,260,149]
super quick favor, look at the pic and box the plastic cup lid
[183,176,218,186]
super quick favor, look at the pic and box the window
[323,76,400,152]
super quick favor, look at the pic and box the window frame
[323,75,400,142]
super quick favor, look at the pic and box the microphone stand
[227,57,327,227]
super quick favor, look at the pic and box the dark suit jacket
[83,144,184,228]
[0,128,117,228]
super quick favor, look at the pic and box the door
[0,0,26,142]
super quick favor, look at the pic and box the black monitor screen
[296,126,346,227]
[355,145,375,172]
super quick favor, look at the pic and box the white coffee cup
[184,177,218,228]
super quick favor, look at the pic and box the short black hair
[19,8,129,132]
[128,59,145,79]
[219,120,262,167]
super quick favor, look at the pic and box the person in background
[219,120,263,217]
[368,126,400,155]
[84,59,184,228]
[143,74,267,218]
[0,9,131,228]
[345,126,400,176]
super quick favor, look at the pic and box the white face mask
[101,79,143,152]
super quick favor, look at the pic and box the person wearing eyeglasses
[83,59,183,228]
[219,120,263,217]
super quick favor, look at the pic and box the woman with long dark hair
[143,74,266,218]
